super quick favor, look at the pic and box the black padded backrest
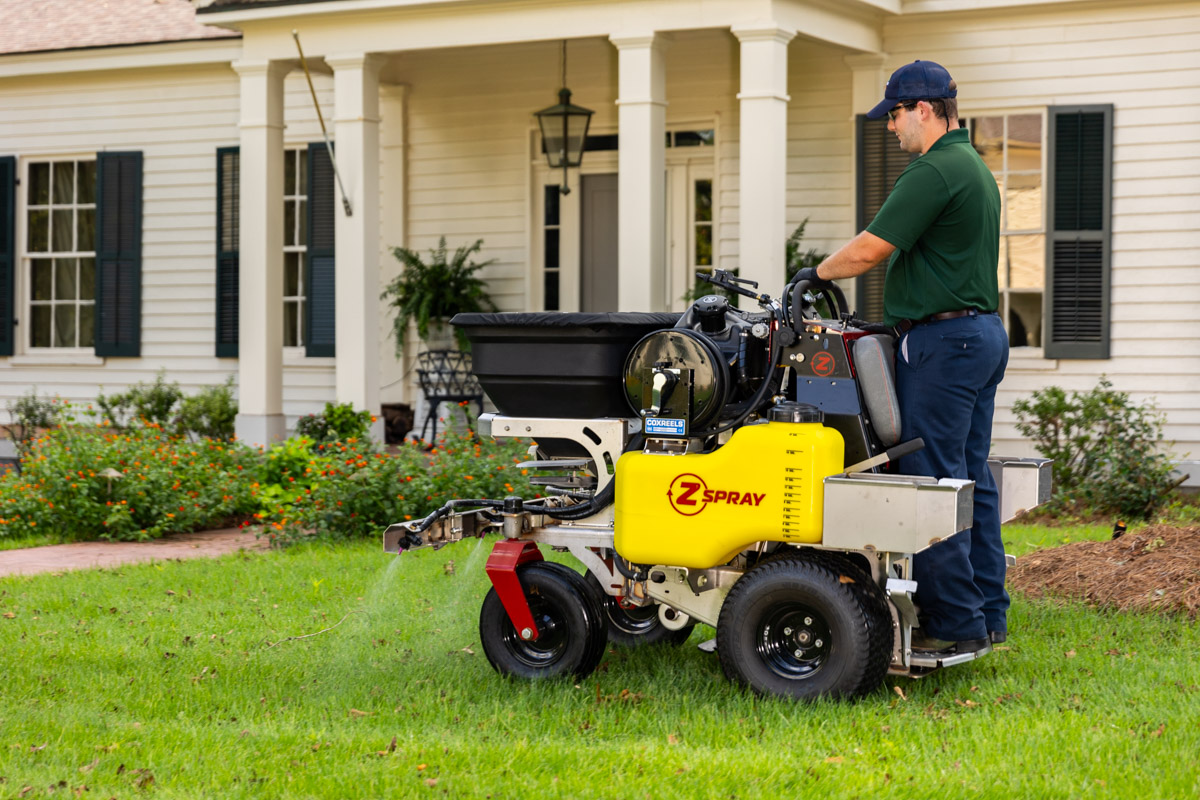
[853,334,901,447]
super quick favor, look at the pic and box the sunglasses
[887,101,920,122]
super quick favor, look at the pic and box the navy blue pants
[895,312,1009,642]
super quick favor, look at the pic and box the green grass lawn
[1,526,1197,798]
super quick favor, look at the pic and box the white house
[1,0,1198,478]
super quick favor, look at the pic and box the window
[857,107,1111,357]
[214,142,335,358]
[967,113,1045,347]
[25,159,96,349]
[690,178,715,298]
[283,147,308,347]
[543,185,560,311]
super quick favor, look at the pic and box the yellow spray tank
[614,404,845,569]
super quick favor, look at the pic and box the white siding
[882,2,1200,460]
[0,64,341,427]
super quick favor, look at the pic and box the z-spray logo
[667,473,766,516]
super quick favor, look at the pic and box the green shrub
[176,378,237,441]
[3,390,63,460]
[98,372,183,431]
[294,402,375,443]
[0,410,258,542]
[263,423,535,545]
[97,372,237,441]
[1012,376,1177,520]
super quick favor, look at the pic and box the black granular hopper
[451,312,680,419]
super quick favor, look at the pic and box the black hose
[407,498,508,534]
[611,552,650,582]
[693,311,785,438]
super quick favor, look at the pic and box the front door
[580,173,619,312]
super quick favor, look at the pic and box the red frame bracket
[484,539,544,641]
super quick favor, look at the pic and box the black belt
[893,308,995,335]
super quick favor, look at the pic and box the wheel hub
[757,604,831,680]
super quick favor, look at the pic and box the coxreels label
[667,473,766,517]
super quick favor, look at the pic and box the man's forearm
[814,231,896,281]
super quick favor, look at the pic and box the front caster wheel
[583,571,695,647]
[716,554,891,701]
[479,561,607,680]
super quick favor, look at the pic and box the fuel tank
[614,418,844,569]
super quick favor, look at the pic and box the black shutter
[0,156,14,356]
[305,142,336,358]
[94,152,143,357]
[216,147,239,357]
[854,115,914,321]
[1044,105,1113,359]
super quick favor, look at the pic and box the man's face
[887,101,923,153]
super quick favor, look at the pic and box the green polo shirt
[865,127,1001,327]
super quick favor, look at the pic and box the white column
[843,53,889,312]
[233,60,288,447]
[327,54,384,438]
[610,33,667,312]
[732,25,795,293]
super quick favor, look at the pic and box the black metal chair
[415,349,484,442]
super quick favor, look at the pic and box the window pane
[53,162,74,205]
[28,209,49,252]
[544,271,559,311]
[284,252,300,296]
[544,227,560,270]
[694,179,712,222]
[79,303,95,348]
[971,116,1004,171]
[299,149,309,195]
[1006,173,1042,232]
[77,208,96,252]
[695,225,712,267]
[1007,114,1042,172]
[77,161,96,205]
[31,259,52,301]
[674,130,714,147]
[28,163,50,205]
[52,209,73,252]
[544,185,560,226]
[297,198,307,247]
[54,258,78,300]
[53,305,76,348]
[283,300,299,347]
[79,258,95,300]
[30,305,51,347]
[284,201,296,247]
[1006,234,1044,289]
[285,150,296,197]
[1007,292,1042,348]
[299,298,306,345]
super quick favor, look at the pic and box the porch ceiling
[199,0,887,60]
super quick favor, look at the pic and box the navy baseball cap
[866,60,957,119]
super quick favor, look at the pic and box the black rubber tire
[582,571,695,647]
[792,549,895,695]
[478,561,606,680]
[716,553,892,700]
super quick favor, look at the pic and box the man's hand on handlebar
[793,267,835,291]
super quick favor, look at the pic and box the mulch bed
[1008,525,1200,619]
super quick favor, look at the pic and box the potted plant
[382,236,497,353]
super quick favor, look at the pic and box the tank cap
[769,401,823,423]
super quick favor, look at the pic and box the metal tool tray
[822,473,974,554]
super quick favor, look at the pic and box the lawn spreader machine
[384,270,1050,701]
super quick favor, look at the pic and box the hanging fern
[382,237,497,353]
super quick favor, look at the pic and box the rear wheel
[478,561,606,680]
[583,571,695,647]
[716,553,892,700]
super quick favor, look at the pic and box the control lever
[647,367,680,415]
[840,438,925,475]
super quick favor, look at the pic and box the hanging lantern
[535,42,594,195]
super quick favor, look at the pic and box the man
[795,60,1009,655]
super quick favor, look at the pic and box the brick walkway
[0,528,269,578]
